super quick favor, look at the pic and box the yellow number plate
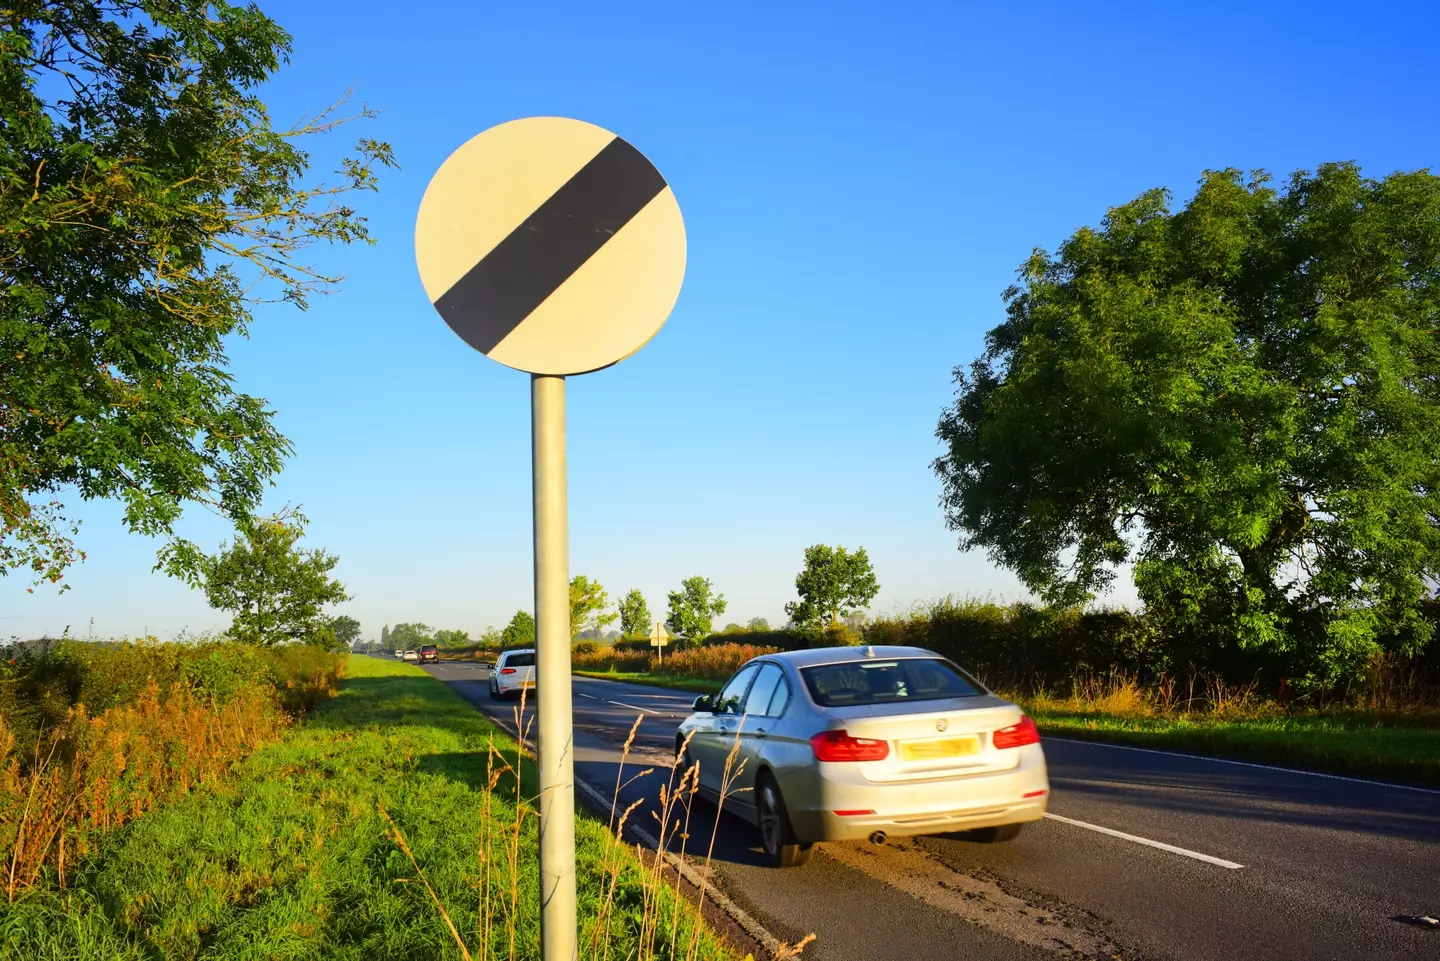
[900,735,981,761]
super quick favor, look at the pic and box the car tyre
[489,680,500,700]
[967,823,1023,843]
[675,739,706,797]
[756,773,813,868]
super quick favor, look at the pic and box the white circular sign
[416,117,686,375]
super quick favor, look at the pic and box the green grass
[0,657,739,960]
[572,670,724,695]
[1023,706,1440,786]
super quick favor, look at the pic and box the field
[1,656,739,961]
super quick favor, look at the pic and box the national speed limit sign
[415,116,686,375]
[414,117,687,961]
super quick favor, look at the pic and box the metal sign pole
[417,117,685,961]
[532,373,576,961]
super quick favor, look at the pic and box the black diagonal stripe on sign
[435,137,668,354]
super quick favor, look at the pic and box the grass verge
[573,670,724,695]
[0,657,741,960]
[1021,706,1440,786]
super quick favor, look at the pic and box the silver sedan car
[675,645,1049,867]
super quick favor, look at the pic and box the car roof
[760,645,940,668]
[500,648,536,656]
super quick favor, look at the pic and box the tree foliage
[785,544,880,629]
[934,164,1440,683]
[501,610,535,648]
[432,628,470,648]
[388,623,432,649]
[202,511,348,647]
[0,0,395,588]
[665,576,727,643]
[328,614,361,648]
[569,575,616,639]
[617,588,651,639]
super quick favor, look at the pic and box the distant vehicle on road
[676,645,1049,868]
[489,649,536,700]
[393,649,403,658]
[402,649,419,662]
[419,644,439,663]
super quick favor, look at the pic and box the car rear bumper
[786,744,1049,842]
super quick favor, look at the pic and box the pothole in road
[823,839,1128,959]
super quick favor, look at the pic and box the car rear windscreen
[420,645,437,652]
[504,653,535,667]
[800,659,983,707]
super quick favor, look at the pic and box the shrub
[571,640,602,656]
[572,648,651,674]
[0,638,346,896]
[654,643,780,681]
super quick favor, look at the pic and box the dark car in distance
[419,644,439,664]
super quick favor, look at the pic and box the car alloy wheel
[757,775,813,868]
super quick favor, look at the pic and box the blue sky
[5,0,1438,642]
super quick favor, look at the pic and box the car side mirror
[692,694,712,712]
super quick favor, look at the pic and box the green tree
[0,1,394,589]
[380,624,391,649]
[934,164,1440,685]
[785,544,880,629]
[665,576,727,643]
[746,617,771,632]
[328,615,362,649]
[569,575,617,639]
[202,511,349,646]
[433,628,470,648]
[501,610,535,648]
[389,623,432,649]
[617,588,651,639]
[479,625,502,648]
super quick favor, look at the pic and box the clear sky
[5,0,1438,643]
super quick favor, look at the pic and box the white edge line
[1043,812,1244,869]
[1045,736,1440,796]
[488,686,784,955]
[574,776,784,958]
[575,690,676,718]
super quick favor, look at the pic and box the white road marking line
[575,691,675,716]
[572,776,783,957]
[1043,812,1244,869]
[1045,737,1440,796]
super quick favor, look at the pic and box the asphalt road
[422,661,1440,961]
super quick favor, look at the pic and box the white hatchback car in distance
[489,648,537,700]
[676,645,1049,866]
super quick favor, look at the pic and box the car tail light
[993,715,1040,749]
[811,730,889,762]
[833,809,874,816]
[500,668,517,675]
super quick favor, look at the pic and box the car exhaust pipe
[868,831,887,845]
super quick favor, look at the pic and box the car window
[713,664,761,714]
[742,664,784,717]
[505,652,535,668]
[800,658,982,707]
[766,675,791,717]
